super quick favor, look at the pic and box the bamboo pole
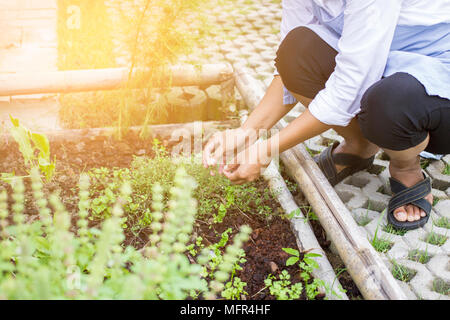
[28,120,239,143]
[0,63,234,97]
[239,109,348,300]
[234,69,407,300]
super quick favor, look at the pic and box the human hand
[222,141,272,184]
[202,127,258,175]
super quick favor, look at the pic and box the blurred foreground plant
[0,167,250,299]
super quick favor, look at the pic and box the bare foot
[389,164,433,222]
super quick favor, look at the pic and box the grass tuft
[408,249,432,264]
[391,262,417,283]
[423,232,448,246]
[433,216,450,229]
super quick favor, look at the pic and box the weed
[383,224,408,236]
[283,247,325,300]
[264,271,303,300]
[420,158,432,170]
[432,279,450,296]
[222,277,248,300]
[370,211,394,253]
[391,261,416,283]
[423,232,448,246]
[433,216,450,229]
[408,249,432,264]
[442,163,450,175]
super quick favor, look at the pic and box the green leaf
[288,208,301,218]
[9,115,19,127]
[9,117,34,163]
[286,256,299,266]
[305,253,322,258]
[31,133,50,159]
[282,247,299,257]
[304,258,319,270]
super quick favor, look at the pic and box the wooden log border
[10,120,240,144]
[0,63,234,97]
[239,109,349,300]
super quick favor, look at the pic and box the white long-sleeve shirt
[276,0,450,126]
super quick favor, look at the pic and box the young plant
[221,277,248,300]
[283,247,324,300]
[7,116,55,181]
[391,260,416,283]
[371,211,394,253]
[442,163,450,175]
[0,167,250,300]
[433,216,450,229]
[264,271,303,300]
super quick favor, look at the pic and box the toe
[413,206,421,221]
[406,205,415,222]
[394,207,407,222]
[420,210,426,217]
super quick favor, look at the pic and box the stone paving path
[0,0,60,131]
[177,0,448,300]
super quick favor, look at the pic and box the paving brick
[426,160,450,191]
[427,254,450,283]
[435,200,450,219]
[397,259,449,300]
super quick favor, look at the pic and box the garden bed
[0,129,352,300]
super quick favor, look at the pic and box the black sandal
[314,141,375,186]
[387,173,432,230]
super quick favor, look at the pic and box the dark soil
[281,171,363,300]
[0,131,361,300]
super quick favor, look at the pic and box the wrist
[254,139,274,166]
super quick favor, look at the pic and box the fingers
[223,163,240,180]
[202,134,221,168]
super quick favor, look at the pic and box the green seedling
[8,116,55,181]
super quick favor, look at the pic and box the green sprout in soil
[433,216,450,229]
[282,248,327,300]
[357,209,372,227]
[383,224,408,236]
[442,163,450,175]
[432,279,450,296]
[391,261,417,283]
[371,236,393,253]
[264,271,303,300]
[370,212,394,253]
[420,158,432,170]
[433,197,441,207]
[408,249,432,264]
[423,232,448,246]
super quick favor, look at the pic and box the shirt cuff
[308,94,356,126]
[283,87,297,105]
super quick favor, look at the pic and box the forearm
[260,109,330,161]
[241,76,294,132]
